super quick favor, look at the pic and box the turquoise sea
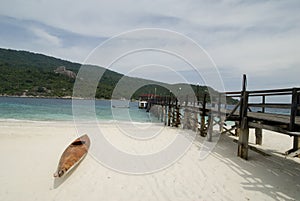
[0,97,289,123]
[0,97,157,122]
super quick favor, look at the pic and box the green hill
[0,48,237,104]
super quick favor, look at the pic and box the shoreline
[0,94,139,102]
[0,120,299,200]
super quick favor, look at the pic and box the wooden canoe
[54,134,90,177]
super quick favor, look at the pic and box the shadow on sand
[53,163,81,189]
[194,133,300,201]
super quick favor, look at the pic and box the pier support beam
[207,114,213,142]
[255,127,263,145]
[193,112,198,132]
[167,102,171,126]
[238,117,249,159]
[200,94,207,137]
[286,136,300,157]
[293,136,300,151]
[255,121,263,145]
[237,75,249,160]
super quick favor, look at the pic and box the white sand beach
[0,120,299,201]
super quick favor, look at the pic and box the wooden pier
[147,74,300,160]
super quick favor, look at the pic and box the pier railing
[147,74,300,159]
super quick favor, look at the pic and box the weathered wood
[161,105,164,122]
[286,137,300,157]
[200,94,207,137]
[146,75,300,160]
[248,122,300,136]
[226,101,240,120]
[218,93,224,132]
[248,87,299,94]
[290,88,300,131]
[248,103,291,109]
[164,105,168,126]
[193,112,198,131]
[247,112,300,125]
[255,127,263,145]
[293,136,300,150]
[221,124,237,135]
[238,117,249,159]
[262,95,266,113]
[175,103,180,127]
[238,75,249,160]
[235,121,240,136]
[254,121,263,145]
[207,113,213,142]
[167,99,171,127]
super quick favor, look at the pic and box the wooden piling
[175,99,180,127]
[218,93,223,132]
[167,98,171,127]
[200,94,207,137]
[255,127,263,145]
[207,113,213,142]
[143,74,300,159]
[289,88,298,131]
[293,136,300,151]
[237,74,249,160]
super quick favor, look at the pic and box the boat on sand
[54,134,90,178]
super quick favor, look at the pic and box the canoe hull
[54,134,90,177]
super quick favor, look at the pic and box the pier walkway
[147,75,300,160]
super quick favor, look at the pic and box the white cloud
[29,27,61,47]
[0,0,300,90]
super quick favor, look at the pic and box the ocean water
[0,97,290,123]
[0,97,157,123]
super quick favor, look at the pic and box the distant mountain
[0,48,237,104]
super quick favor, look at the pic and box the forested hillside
[0,48,237,104]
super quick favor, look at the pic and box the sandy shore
[0,120,299,201]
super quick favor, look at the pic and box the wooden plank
[248,103,291,109]
[248,122,300,136]
[248,92,292,97]
[247,112,300,126]
[224,91,241,95]
[221,125,237,135]
[226,101,240,119]
[198,108,300,126]
[248,87,297,94]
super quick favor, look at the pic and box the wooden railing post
[182,96,188,129]
[207,112,213,142]
[262,95,265,113]
[167,96,171,126]
[175,98,180,127]
[218,93,223,132]
[200,94,207,137]
[164,101,168,126]
[255,121,263,145]
[290,88,300,151]
[290,88,298,131]
[238,74,250,160]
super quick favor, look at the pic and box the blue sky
[0,0,299,91]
